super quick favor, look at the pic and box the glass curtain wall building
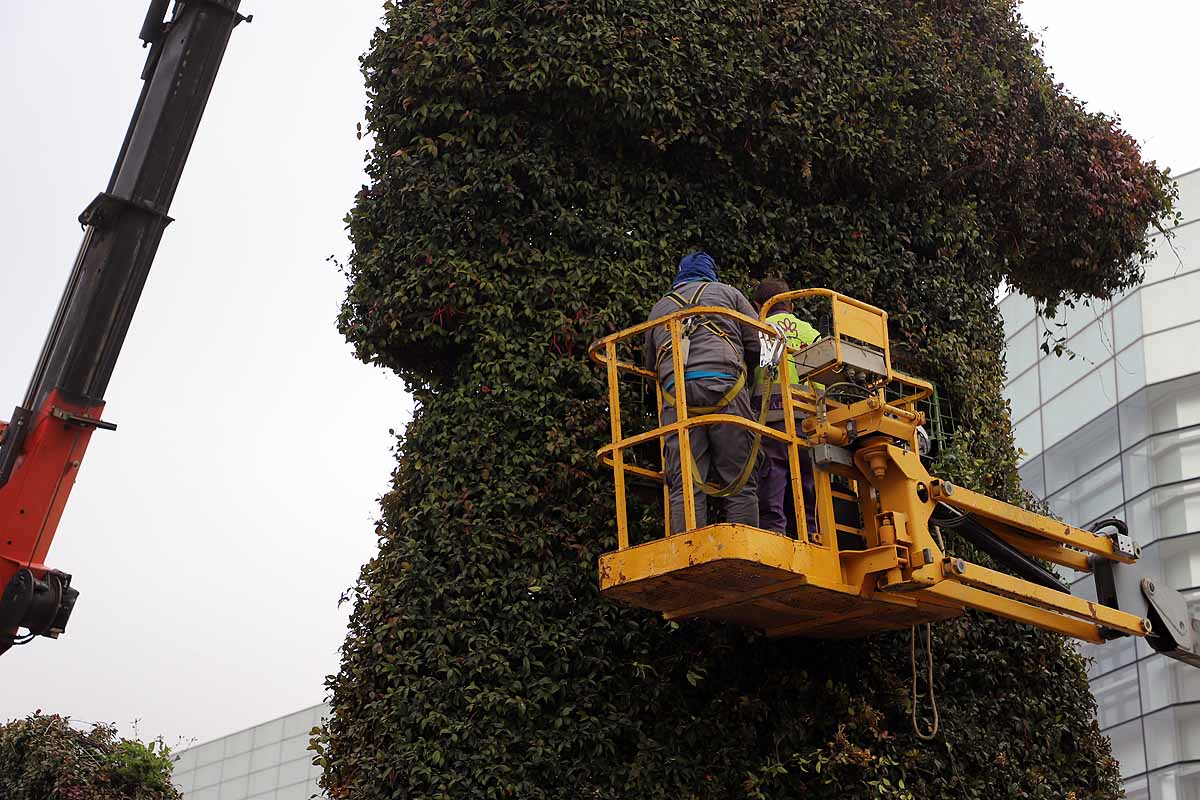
[1001,168,1200,799]
[171,703,329,800]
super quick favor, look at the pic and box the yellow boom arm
[590,289,1200,667]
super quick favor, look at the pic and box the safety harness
[656,284,745,413]
[654,283,775,498]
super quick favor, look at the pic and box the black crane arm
[24,0,249,423]
[0,0,247,655]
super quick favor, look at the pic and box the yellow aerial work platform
[590,289,1200,665]
[598,522,960,639]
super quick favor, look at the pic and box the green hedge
[0,714,179,800]
[319,1,1175,797]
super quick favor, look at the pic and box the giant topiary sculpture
[319,1,1175,797]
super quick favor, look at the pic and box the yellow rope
[684,368,774,498]
[661,368,774,500]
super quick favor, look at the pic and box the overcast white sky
[0,3,405,745]
[0,2,1197,748]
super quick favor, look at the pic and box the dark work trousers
[660,376,759,533]
[757,419,817,537]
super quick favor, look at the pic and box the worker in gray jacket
[643,252,761,533]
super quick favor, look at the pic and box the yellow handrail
[592,289,939,549]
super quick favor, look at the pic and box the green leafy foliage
[0,714,180,800]
[322,1,1175,797]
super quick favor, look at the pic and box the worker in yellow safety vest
[751,277,819,537]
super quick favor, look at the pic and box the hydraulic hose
[933,503,1068,594]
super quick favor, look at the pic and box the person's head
[754,277,792,314]
[673,251,718,287]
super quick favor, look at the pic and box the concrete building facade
[171,703,329,800]
[1001,168,1200,798]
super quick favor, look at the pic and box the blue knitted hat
[673,251,718,286]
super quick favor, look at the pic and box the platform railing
[588,289,932,551]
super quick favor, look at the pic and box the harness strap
[686,284,736,343]
[667,282,709,308]
[687,369,773,498]
[655,283,736,370]
[661,371,745,414]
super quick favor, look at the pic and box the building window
[1043,363,1118,448]
[1123,427,1200,499]
[1106,718,1148,779]
[1141,265,1200,336]
[1004,367,1040,425]
[1113,293,1143,353]
[1018,455,1046,499]
[1125,480,1200,547]
[1005,323,1038,383]
[1043,409,1120,495]
[1077,631,1137,681]
[1148,762,1200,800]
[1139,653,1200,714]
[1048,457,1123,530]
[1044,298,1112,343]
[1145,322,1200,388]
[1116,340,1148,403]
[1092,665,1142,729]
[1120,373,1200,450]
[1040,319,1117,400]
[1122,774,1149,800]
[1001,293,1036,341]
[1013,413,1043,463]
[1144,221,1200,285]
[1147,535,1200,592]
[1143,702,1200,771]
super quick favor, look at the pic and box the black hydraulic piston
[932,503,1068,594]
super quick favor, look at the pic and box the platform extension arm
[935,483,1200,666]
[777,288,1200,664]
[0,0,246,656]
[849,438,1200,666]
